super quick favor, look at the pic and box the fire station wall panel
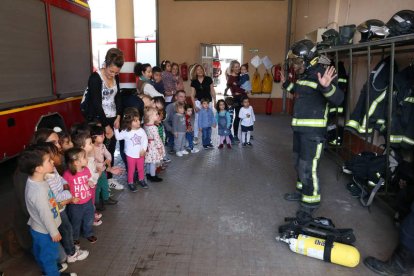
[0,0,53,109]
[50,6,91,97]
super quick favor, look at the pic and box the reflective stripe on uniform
[292,118,327,127]
[296,80,318,89]
[323,85,336,98]
[338,78,347,83]
[287,83,294,92]
[404,97,414,103]
[329,107,344,113]
[390,135,414,145]
[312,143,323,197]
[296,181,302,190]
[302,194,321,203]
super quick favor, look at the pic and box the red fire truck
[0,0,91,161]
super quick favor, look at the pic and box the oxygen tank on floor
[276,234,360,268]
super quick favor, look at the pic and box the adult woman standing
[226,60,247,143]
[134,63,164,98]
[190,64,216,142]
[87,48,123,188]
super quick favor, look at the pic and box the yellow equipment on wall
[276,234,360,268]
[261,69,273,94]
[251,68,262,94]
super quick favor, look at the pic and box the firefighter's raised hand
[317,66,337,87]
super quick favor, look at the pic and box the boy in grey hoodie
[19,144,66,275]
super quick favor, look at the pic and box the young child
[225,97,235,144]
[63,148,97,244]
[44,142,89,263]
[140,94,154,108]
[185,105,199,153]
[115,107,149,192]
[72,131,104,226]
[239,63,252,93]
[19,144,69,276]
[161,60,176,104]
[90,125,122,208]
[171,63,184,91]
[198,98,216,150]
[215,100,232,149]
[238,97,256,147]
[172,102,188,157]
[156,108,170,168]
[152,66,165,95]
[144,107,165,182]
[58,132,74,152]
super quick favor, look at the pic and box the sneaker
[203,145,209,150]
[182,150,189,155]
[168,149,175,154]
[87,236,98,243]
[242,143,247,147]
[218,144,223,149]
[61,273,78,276]
[104,197,118,205]
[94,212,102,220]
[227,144,232,149]
[246,142,252,146]
[139,180,149,189]
[191,148,200,153]
[163,157,171,163]
[127,183,138,192]
[93,219,102,226]
[176,151,183,157]
[67,249,89,263]
[58,262,68,272]
[108,179,124,190]
[207,144,214,148]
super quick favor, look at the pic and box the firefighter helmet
[339,24,356,45]
[357,19,390,42]
[317,29,339,50]
[287,39,318,68]
[386,10,414,37]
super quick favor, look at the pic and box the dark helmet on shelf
[339,24,356,45]
[318,29,339,50]
[357,19,390,42]
[287,39,318,68]
[386,10,414,37]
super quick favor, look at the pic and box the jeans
[166,130,175,151]
[201,127,212,146]
[30,228,59,276]
[95,173,109,203]
[127,156,145,183]
[174,132,186,152]
[58,209,75,256]
[67,199,94,240]
[186,132,194,150]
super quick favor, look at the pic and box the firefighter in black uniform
[281,39,344,221]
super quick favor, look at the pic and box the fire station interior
[1,0,414,275]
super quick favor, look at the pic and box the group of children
[17,59,256,275]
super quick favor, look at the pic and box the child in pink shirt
[63,148,97,244]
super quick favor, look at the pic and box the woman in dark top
[226,60,247,143]
[87,48,123,183]
[190,64,216,141]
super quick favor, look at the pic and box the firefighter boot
[296,204,317,225]
[284,192,302,202]
[364,244,414,276]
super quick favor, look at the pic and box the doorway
[200,44,243,100]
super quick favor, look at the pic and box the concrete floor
[0,115,398,276]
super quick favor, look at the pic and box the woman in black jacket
[87,48,124,187]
